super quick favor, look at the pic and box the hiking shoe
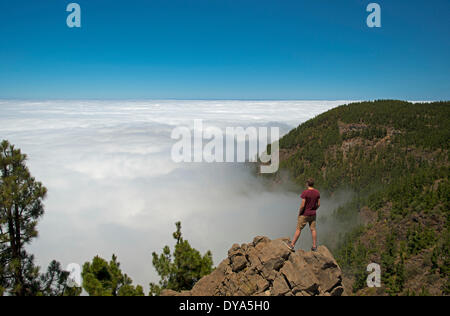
[311,246,318,252]
[284,242,295,252]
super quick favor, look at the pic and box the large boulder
[161,236,345,296]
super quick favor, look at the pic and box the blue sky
[0,0,449,100]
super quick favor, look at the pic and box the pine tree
[0,140,76,296]
[81,254,144,296]
[39,260,82,296]
[149,222,214,296]
[0,140,47,295]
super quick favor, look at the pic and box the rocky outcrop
[162,236,345,296]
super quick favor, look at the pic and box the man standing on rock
[286,178,320,252]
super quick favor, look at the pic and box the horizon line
[0,98,444,102]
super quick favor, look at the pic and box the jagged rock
[161,236,345,296]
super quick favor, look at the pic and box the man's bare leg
[291,228,301,247]
[311,228,317,249]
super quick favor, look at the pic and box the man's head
[306,178,315,188]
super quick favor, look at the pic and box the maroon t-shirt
[300,189,320,217]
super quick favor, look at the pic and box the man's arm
[299,199,306,215]
[317,198,320,210]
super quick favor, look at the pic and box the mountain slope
[276,100,449,296]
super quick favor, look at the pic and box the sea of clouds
[0,99,353,291]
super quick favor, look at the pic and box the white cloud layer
[0,99,352,292]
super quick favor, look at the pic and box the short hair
[306,178,315,187]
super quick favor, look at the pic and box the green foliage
[351,243,369,293]
[278,101,450,296]
[381,232,405,295]
[82,254,144,296]
[406,225,437,256]
[279,100,450,192]
[443,278,450,296]
[429,227,450,280]
[38,260,81,296]
[0,140,76,296]
[1,141,214,296]
[0,140,45,295]
[149,222,214,296]
[335,226,369,292]
[419,286,431,296]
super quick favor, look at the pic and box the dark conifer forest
[276,100,449,295]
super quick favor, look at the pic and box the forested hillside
[276,100,449,296]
